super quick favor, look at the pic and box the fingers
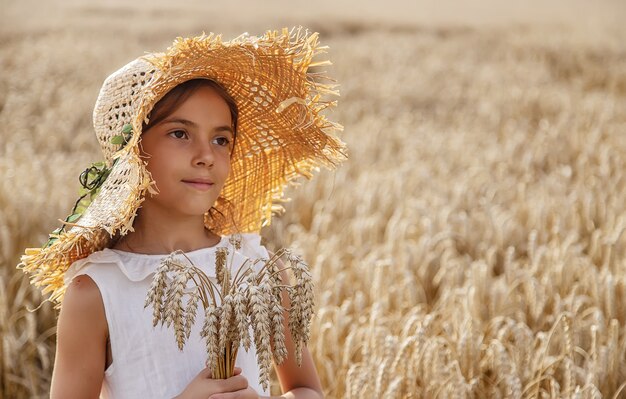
[198,366,213,379]
[224,374,248,391]
[206,374,248,395]
[200,366,241,379]
[208,386,258,399]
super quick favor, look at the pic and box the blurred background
[2,1,626,397]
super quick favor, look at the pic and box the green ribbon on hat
[43,161,115,248]
[43,124,132,248]
[110,123,133,146]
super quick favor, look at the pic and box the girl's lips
[182,180,214,191]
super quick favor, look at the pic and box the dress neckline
[107,235,227,259]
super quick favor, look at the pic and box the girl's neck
[111,204,221,255]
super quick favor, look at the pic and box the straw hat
[19,27,347,306]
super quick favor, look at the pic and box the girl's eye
[169,130,188,139]
[213,136,231,147]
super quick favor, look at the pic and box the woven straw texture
[19,27,347,306]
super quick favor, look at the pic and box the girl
[19,28,347,398]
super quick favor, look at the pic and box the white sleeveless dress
[64,233,270,399]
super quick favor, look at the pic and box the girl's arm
[50,275,108,399]
[264,253,324,399]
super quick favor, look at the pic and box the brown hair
[142,78,239,152]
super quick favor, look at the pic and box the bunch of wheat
[143,235,314,391]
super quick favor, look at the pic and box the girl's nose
[192,142,215,167]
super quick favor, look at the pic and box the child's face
[139,86,234,218]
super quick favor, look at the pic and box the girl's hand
[208,386,260,399]
[175,366,255,399]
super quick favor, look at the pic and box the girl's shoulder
[63,273,106,311]
[58,273,108,352]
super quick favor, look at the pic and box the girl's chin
[183,208,215,217]
[138,197,219,218]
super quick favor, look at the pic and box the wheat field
[1,1,626,398]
